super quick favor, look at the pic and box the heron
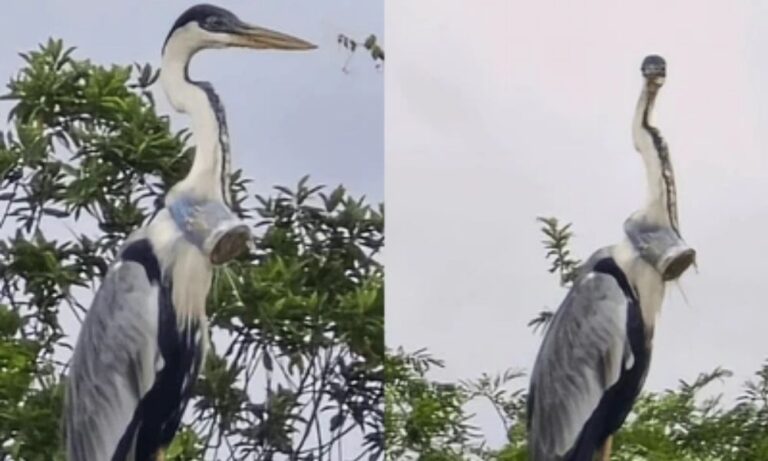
[526,55,696,461]
[64,5,315,460]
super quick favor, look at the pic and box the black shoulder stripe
[565,257,650,459]
[592,256,644,353]
[112,417,139,461]
[592,257,637,304]
[121,239,161,283]
[132,280,204,460]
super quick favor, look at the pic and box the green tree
[385,348,478,461]
[337,34,385,73]
[0,39,383,460]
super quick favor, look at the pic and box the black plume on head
[162,4,241,51]
[641,54,666,78]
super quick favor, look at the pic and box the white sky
[387,0,768,448]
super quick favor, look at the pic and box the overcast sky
[387,0,768,448]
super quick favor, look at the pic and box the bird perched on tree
[527,55,696,461]
[64,5,315,460]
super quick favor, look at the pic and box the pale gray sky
[387,0,768,448]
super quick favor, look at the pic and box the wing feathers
[66,260,160,461]
[529,271,630,459]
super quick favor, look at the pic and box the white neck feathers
[145,209,212,324]
[161,26,229,205]
[612,239,665,332]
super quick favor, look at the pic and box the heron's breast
[168,241,213,322]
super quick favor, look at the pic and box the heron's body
[67,213,209,460]
[527,56,694,461]
[528,242,661,460]
[64,5,314,460]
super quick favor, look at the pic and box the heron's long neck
[631,84,679,235]
[161,39,231,206]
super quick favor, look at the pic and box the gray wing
[528,271,632,460]
[66,260,160,461]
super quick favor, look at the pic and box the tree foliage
[385,348,477,461]
[337,34,384,73]
[0,39,383,460]
[387,218,768,460]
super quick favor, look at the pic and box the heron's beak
[230,23,316,50]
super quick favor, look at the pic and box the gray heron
[64,5,315,460]
[527,55,696,461]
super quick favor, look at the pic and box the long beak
[231,23,316,50]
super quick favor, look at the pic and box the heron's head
[641,55,666,89]
[163,4,316,55]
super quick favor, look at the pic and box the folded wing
[66,257,160,461]
[528,270,633,460]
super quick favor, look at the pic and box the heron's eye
[205,16,225,29]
